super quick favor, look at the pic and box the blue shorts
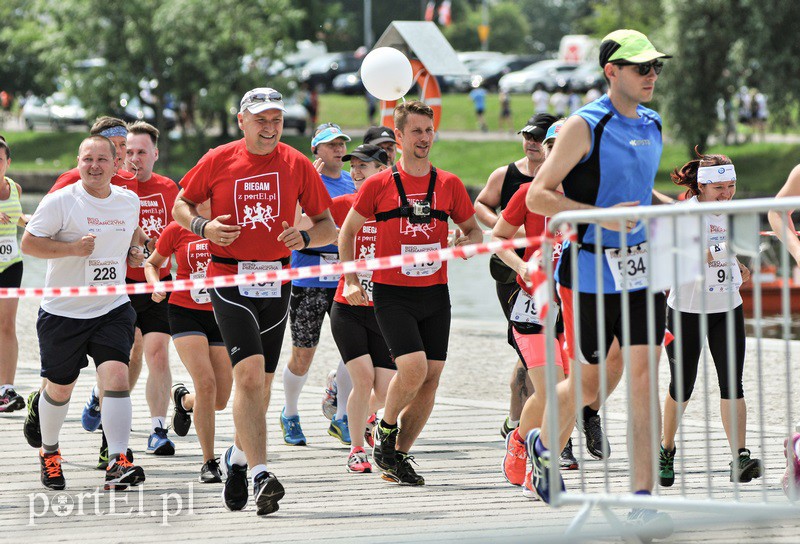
[37,302,136,385]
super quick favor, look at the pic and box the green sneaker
[658,444,675,487]
[730,449,763,483]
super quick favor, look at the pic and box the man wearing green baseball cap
[524,28,674,540]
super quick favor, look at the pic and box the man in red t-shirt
[339,101,483,485]
[122,122,179,456]
[173,87,336,516]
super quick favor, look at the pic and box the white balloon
[361,47,413,101]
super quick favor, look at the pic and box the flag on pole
[424,1,435,22]
[438,0,452,26]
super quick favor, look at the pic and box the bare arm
[651,189,675,205]
[144,249,170,302]
[338,208,369,306]
[452,215,483,259]
[474,167,507,229]
[21,231,94,259]
[768,164,800,265]
[492,215,528,282]
[173,190,242,246]
[277,209,336,250]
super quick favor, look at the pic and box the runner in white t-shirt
[659,152,761,488]
[21,136,146,491]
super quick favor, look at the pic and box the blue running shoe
[524,428,565,504]
[221,445,248,511]
[328,415,351,445]
[82,387,102,432]
[146,427,175,456]
[280,408,307,446]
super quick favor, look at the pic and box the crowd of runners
[1,27,799,534]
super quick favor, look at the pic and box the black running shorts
[168,303,224,346]
[559,286,666,365]
[209,282,291,372]
[330,301,395,370]
[126,275,172,335]
[37,302,136,385]
[372,283,451,361]
[495,280,518,346]
[0,261,23,288]
[289,285,335,348]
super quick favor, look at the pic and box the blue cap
[311,126,351,148]
[543,120,565,144]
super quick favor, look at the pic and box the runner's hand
[278,221,304,250]
[313,157,325,174]
[343,277,369,306]
[73,234,95,257]
[151,289,167,303]
[127,246,144,267]
[146,236,157,254]
[738,260,751,283]
[205,214,241,246]
[452,229,472,260]
[599,201,640,232]
[0,212,10,224]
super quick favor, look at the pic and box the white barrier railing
[538,197,800,540]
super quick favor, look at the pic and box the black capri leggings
[666,305,745,401]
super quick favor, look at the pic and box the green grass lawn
[3,128,797,195]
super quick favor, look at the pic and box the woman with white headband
[659,150,761,488]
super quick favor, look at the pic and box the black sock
[380,419,397,430]
[583,406,599,420]
[738,448,748,456]
[395,450,408,460]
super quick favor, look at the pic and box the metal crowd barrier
[538,197,800,541]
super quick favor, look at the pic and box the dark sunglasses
[315,122,341,132]
[613,60,663,76]
[522,131,545,143]
[246,90,283,104]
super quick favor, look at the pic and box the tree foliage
[444,1,530,53]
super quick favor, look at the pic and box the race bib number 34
[605,243,649,291]
[401,243,441,277]
[238,261,281,298]
[86,257,123,287]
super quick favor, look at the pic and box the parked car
[440,51,506,92]
[298,52,361,93]
[282,97,308,134]
[558,62,606,93]
[22,93,87,131]
[467,55,541,91]
[498,60,579,94]
[332,72,365,95]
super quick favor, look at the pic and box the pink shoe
[365,413,377,448]
[783,433,800,499]
[522,468,538,500]
[347,447,372,473]
[503,430,527,486]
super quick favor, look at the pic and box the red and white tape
[0,234,564,299]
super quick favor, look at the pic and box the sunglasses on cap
[315,122,341,133]
[521,131,545,143]
[246,90,283,104]
[613,60,664,76]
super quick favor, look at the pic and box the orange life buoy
[380,59,442,133]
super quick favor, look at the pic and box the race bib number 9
[238,261,281,298]
[86,257,124,287]
[319,253,341,283]
[605,243,649,291]
[401,243,441,277]
[0,235,18,263]
[510,289,542,325]
[190,271,211,304]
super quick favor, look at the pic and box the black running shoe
[24,391,42,448]
[104,453,145,490]
[200,458,223,484]
[659,445,676,487]
[731,449,763,483]
[372,421,398,471]
[0,387,25,413]
[40,450,66,490]
[382,453,425,486]
[97,431,134,470]
[253,471,285,516]
[559,437,579,470]
[583,414,610,459]
[222,446,249,511]
[171,383,192,437]
[500,416,518,439]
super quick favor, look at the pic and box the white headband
[698,164,736,185]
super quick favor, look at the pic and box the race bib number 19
[238,261,281,298]
[605,243,649,291]
[401,243,441,277]
[510,289,542,325]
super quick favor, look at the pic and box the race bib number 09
[0,235,18,263]
[605,243,649,291]
[86,257,123,287]
[401,243,441,277]
[238,261,281,298]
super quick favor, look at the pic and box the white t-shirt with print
[26,182,140,319]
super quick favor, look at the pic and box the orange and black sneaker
[40,449,66,490]
[104,452,145,490]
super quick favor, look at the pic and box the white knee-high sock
[335,359,351,420]
[102,391,132,458]
[282,366,307,417]
[39,390,70,453]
